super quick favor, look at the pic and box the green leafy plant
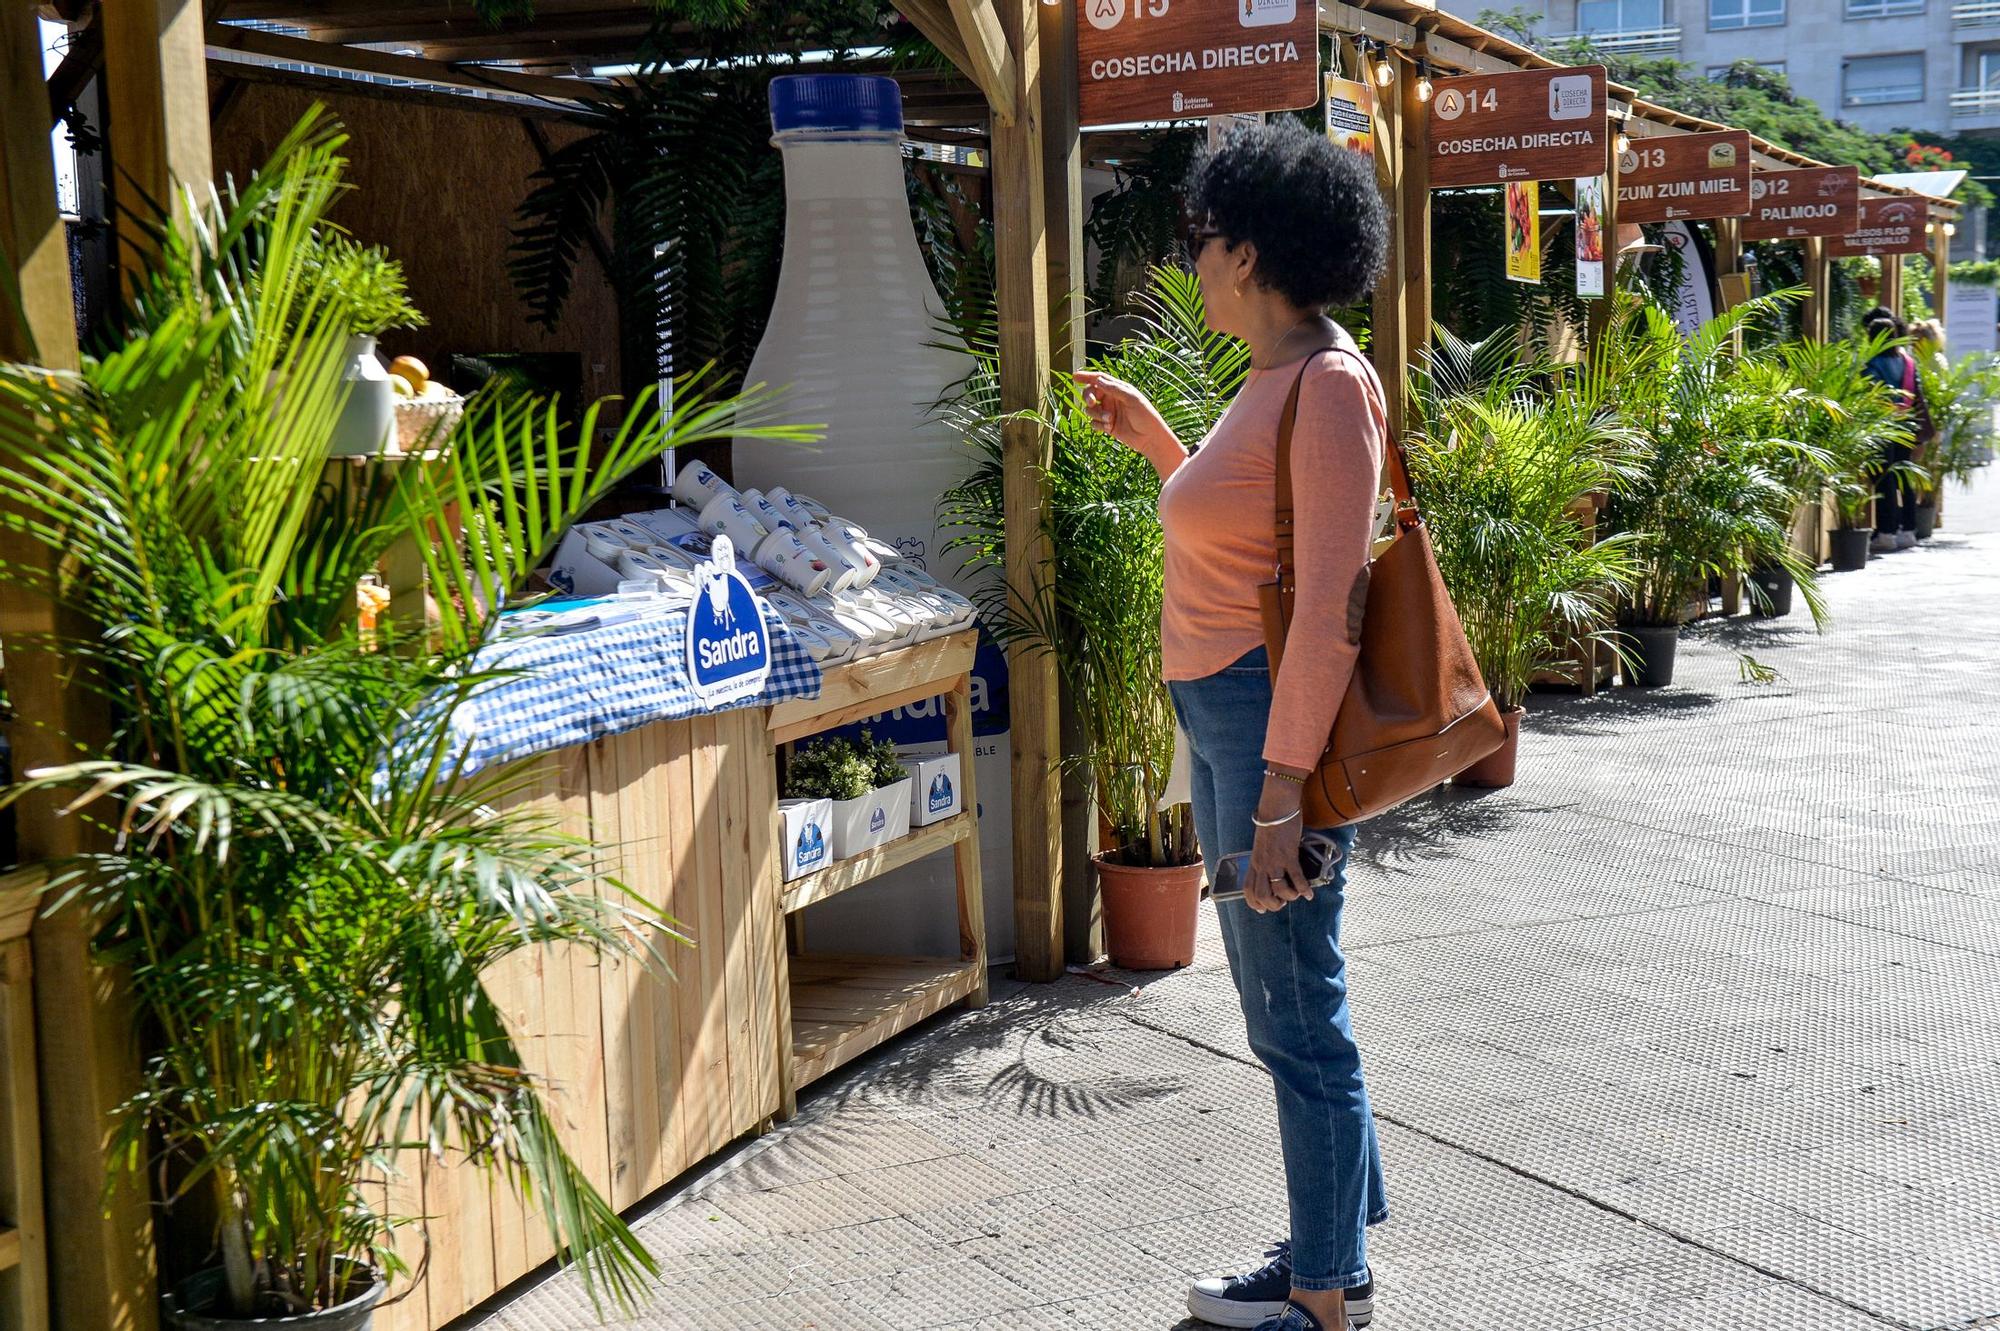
[785,736,880,802]
[301,233,426,337]
[944,269,1238,869]
[1595,295,1828,628]
[1756,331,1910,532]
[1408,326,1645,710]
[0,109,811,1320]
[855,731,911,789]
[1918,356,2000,497]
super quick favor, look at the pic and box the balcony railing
[1845,84,1926,105]
[1952,85,2000,115]
[1955,0,2000,25]
[1547,24,1683,52]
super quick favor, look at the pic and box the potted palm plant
[1916,355,2000,534]
[0,111,810,1327]
[943,270,1231,969]
[1760,333,1907,573]
[1598,299,1826,685]
[1408,328,1642,787]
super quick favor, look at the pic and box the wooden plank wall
[207,79,623,412]
[376,715,780,1331]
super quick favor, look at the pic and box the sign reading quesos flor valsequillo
[1742,165,1860,241]
[1425,66,1606,188]
[685,535,772,706]
[1616,130,1750,224]
[1077,0,1320,126]
[1827,197,1930,258]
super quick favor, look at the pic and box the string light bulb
[1371,41,1396,87]
[1615,132,1632,154]
[1927,222,1938,234]
[1945,222,1958,237]
[1416,58,1434,102]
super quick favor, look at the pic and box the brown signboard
[1077,0,1320,128]
[1425,65,1607,189]
[1828,196,1930,258]
[1741,165,1860,241]
[1616,130,1750,224]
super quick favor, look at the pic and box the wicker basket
[393,392,464,453]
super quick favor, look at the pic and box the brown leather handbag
[1260,348,1506,827]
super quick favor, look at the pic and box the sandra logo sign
[686,535,771,706]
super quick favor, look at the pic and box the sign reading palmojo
[1616,130,1750,224]
[1077,0,1320,127]
[1425,65,1607,188]
[1742,166,1860,240]
[1828,196,1930,258]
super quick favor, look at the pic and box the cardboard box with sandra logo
[901,752,962,827]
[831,779,911,858]
[778,797,835,881]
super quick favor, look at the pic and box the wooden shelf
[768,630,978,746]
[780,812,977,915]
[789,955,985,1088]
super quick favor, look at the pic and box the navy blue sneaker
[1186,1242,1374,1328]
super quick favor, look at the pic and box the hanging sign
[1616,130,1750,224]
[1077,0,1320,127]
[1575,175,1606,297]
[685,535,772,706]
[1741,166,1859,241]
[1828,196,1930,258]
[1505,180,1541,283]
[1426,65,1606,188]
[1325,74,1375,156]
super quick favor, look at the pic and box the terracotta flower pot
[1455,705,1523,788]
[1095,853,1203,970]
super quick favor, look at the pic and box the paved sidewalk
[479,471,2000,1331]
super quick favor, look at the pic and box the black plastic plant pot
[165,1267,386,1331]
[1623,625,1680,688]
[1914,502,1937,540]
[1749,565,1794,619]
[1829,528,1871,573]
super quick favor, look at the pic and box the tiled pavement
[476,470,2000,1331]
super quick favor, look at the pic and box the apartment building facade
[1456,0,2000,137]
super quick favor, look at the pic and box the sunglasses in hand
[1207,831,1345,903]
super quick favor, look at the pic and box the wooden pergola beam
[203,22,614,107]
[945,0,1018,126]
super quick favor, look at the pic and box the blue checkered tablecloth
[443,599,820,776]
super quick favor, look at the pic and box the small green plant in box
[784,736,876,802]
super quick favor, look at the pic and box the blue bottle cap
[769,74,904,135]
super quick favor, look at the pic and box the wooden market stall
[0,1,1966,1328]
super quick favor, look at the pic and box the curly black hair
[1185,118,1389,311]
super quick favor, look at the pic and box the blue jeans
[1168,645,1388,1291]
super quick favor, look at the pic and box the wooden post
[2,6,156,1329]
[1364,40,1414,439]
[1932,213,1951,321]
[1881,252,1903,316]
[1036,0,1099,965]
[987,0,1063,981]
[1802,236,1829,342]
[101,0,213,286]
[1584,117,1620,356]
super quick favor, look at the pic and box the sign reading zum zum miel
[1616,130,1750,224]
[1742,165,1860,240]
[1077,0,1321,127]
[1425,65,1607,189]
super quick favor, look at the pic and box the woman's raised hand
[1073,371,1173,455]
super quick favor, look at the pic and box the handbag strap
[1273,345,1414,592]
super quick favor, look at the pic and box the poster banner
[1078,0,1321,126]
[1427,65,1607,188]
[1506,180,1541,284]
[1207,111,1264,151]
[1325,74,1375,155]
[1661,221,1718,336]
[1947,281,1998,358]
[1615,130,1750,225]
[1575,175,1606,297]
[1743,166,1860,241]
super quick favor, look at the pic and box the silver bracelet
[1250,807,1302,829]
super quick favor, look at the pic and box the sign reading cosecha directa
[685,535,772,706]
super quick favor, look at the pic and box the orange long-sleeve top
[1153,336,1387,771]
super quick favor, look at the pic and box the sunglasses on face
[1183,223,1223,265]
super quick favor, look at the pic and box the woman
[1859,306,1923,553]
[1076,121,1390,1331]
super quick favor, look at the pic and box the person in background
[1860,307,1923,553]
[1910,318,1948,375]
[1075,121,1390,1331]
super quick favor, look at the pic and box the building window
[1979,48,2000,89]
[1710,0,1785,27]
[1844,0,1923,17]
[1577,0,1664,31]
[1843,52,1925,104]
[1707,60,1786,78]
